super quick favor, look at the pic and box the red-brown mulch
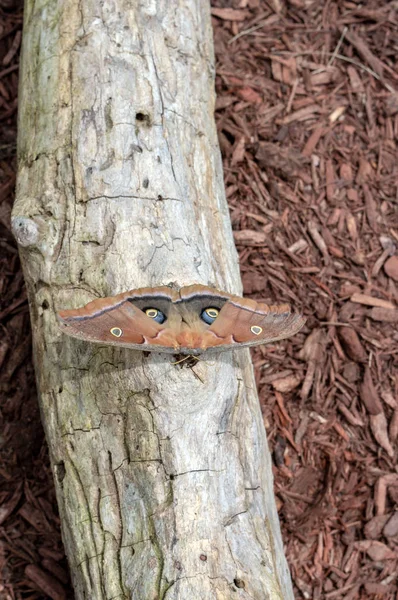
[1,0,398,598]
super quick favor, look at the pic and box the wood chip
[364,582,393,596]
[368,307,398,322]
[363,184,378,232]
[231,135,246,165]
[347,66,365,93]
[344,29,385,79]
[211,8,250,21]
[233,229,267,245]
[337,402,364,427]
[301,125,324,157]
[364,514,390,539]
[236,86,263,105]
[384,256,398,281]
[308,220,329,263]
[325,160,335,203]
[355,541,396,561]
[25,565,67,600]
[280,104,321,125]
[370,412,394,457]
[0,482,23,526]
[390,408,398,442]
[359,367,382,415]
[351,293,396,310]
[337,328,367,363]
[374,474,398,515]
[272,374,302,393]
[383,512,398,538]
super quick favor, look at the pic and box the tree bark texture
[13,1,294,598]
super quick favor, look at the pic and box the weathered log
[13,1,294,598]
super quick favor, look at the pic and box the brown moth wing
[179,284,234,302]
[58,284,305,354]
[58,286,180,351]
[58,286,179,320]
[199,296,305,351]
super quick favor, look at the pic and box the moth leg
[170,354,201,366]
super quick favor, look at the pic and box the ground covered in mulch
[1,0,397,598]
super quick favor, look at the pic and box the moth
[58,284,305,355]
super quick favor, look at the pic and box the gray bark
[13,1,294,598]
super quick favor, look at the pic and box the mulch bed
[1,0,397,598]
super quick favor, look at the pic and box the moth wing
[200,297,305,351]
[58,298,179,352]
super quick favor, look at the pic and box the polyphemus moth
[58,284,305,355]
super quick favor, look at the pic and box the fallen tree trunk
[13,1,294,598]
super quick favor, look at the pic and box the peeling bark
[13,1,294,598]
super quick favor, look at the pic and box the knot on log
[12,216,41,247]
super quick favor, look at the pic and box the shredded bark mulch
[1,0,397,598]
